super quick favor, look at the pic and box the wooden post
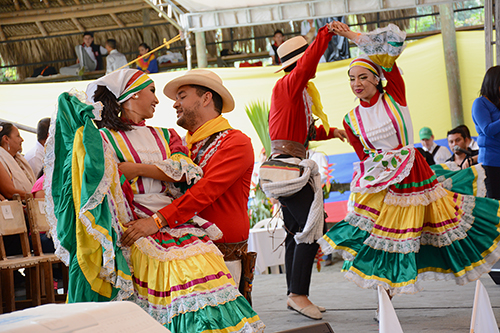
[142,8,152,48]
[496,0,500,66]
[485,0,493,69]
[439,3,464,128]
[195,31,208,68]
[185,31,192,70]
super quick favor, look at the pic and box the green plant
[245,100,274,227]
[0,56,17,82]
[247,182,273,228]
[245,100,271,158]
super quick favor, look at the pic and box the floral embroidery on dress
[351,146,415,193]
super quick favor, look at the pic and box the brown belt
[216,240,248,261]
[271,140,307,159]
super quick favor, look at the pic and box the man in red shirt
[121,69,254,299]
[265,20,349,320]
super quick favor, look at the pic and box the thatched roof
[0,0,421,81]
[0,0,188,80]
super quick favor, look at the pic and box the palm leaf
[245,100,271,157]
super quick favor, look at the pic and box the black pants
[484,165,500,200]
[279,183,325,296]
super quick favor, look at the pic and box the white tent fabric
[150,0,463,32]
[175,0,301,12]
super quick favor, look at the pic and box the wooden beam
[22,0,33,10]
[195,31,207,68]
[57,0,65,6]
[42,0,50,8]
[110,13,125,28]
[0,26,6,42]
[74,0,80,4]
[13,0,21,11]
[142,8,152,47]
[439,3,464,127]
[496,0,500,66]
[71,17,85,32]
[1,0,147,24]
[1,19,166,41]
[35,21,48,36]
[485,0,493,69]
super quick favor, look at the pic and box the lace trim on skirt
[384,183,447,207]
[131,282,265,332]
[317,237,355,262]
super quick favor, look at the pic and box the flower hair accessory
[92,102,103,121]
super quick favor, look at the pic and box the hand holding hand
[327,21,350,35]
[333,128,348,142]
[120,217,159,247]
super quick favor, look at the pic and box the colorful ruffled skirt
[319,152,500,296]
[126,221,264,332]
[431,163,486,197]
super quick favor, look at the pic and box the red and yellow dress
[319,25,500,296]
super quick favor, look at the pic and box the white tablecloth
[248,226,286,274]
[0,301,169,332]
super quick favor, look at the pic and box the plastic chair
[25,193,68,303]
[251,216,285,275]
[0,195,44,313]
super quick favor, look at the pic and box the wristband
[152,213,163,230]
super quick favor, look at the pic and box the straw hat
[276,36,309,72]
[163,69,235,113]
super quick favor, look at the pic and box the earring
[7,143,10,151]
[133,95,139,99]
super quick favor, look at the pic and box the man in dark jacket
[60,31,107,75]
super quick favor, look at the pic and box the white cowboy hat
[163,69,235,113]
[276,36,309,73]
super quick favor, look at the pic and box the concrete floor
[252,259,500,333]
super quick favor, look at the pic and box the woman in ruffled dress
[319,24,500,302]
[45,69,264,332]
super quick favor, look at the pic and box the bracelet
[152,213,163,230]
